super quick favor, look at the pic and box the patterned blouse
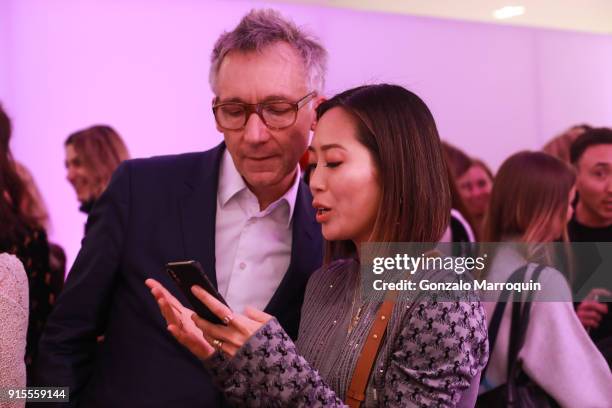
[206,259,488,407]
[0,227,53,383]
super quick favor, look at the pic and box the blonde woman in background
[64,125,130,233]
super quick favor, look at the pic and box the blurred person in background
[0,253,29,408]
[478,151,611,407]
[0,103,54,384]
[1,125,66,293]
[441,142,477,240]
[1,104,65,288]
[440,143,476,258]
[456,158,494,237]
[568,128,612,363]
[542,123,592,164]
[64,125,130,234]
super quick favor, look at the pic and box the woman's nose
[309,166,325,193]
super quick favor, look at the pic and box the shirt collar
[218,149,301,228]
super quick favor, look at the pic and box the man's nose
[243,112,270,144]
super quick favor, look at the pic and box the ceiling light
[493,6,525,20]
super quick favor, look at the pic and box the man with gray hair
[36,9,326,407]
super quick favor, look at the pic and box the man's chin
[243,172,283,189]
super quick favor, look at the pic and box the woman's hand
[145,278,273,359]
[189,285,273,357]
[145,278,216,359]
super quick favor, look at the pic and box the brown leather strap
[346,296,395,407]
[345,249,441,407]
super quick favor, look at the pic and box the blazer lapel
[179,142,225,288]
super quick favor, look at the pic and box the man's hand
[145,278,215,359]
[577,288,611,330]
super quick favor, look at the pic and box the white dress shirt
[215,150,300,313]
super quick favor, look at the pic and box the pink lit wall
[2,0,612,269]
[0,1,11,104]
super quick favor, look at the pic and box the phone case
[165,260,228,325]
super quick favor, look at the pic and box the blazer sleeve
[35,162,131,405]
[204,300,488,408]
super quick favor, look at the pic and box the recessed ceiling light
[493,6,525,20]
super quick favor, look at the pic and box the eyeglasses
[212,92,316,131]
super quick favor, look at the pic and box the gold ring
[212,338,223,351]
[222,315,233,325]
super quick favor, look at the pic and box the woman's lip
[315,208,332,223]
[312,200,331,210]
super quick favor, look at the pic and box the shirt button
[239,262,246,270]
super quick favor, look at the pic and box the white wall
[2,0,611,269]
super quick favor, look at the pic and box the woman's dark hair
[442,141,472,179]
[315,84,450,262]
[0,104,40,243]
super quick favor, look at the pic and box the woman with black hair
[0,103,54,384]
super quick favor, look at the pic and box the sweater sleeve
[204,298,488,408]
[204,318,345,407]
[381,299,488,407]
[520,269,612,408]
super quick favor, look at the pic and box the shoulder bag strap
[346,249,442,407]
[479,264,529,384]
[345,294,396,407]
[506,264,545,403]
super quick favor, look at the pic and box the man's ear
[310,95,327,132]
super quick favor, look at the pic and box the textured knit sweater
[206,258,489,407]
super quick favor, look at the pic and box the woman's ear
[310,95,327,132]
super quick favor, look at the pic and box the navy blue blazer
[36,143,323,407]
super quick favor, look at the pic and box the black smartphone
[165,260,229,325]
